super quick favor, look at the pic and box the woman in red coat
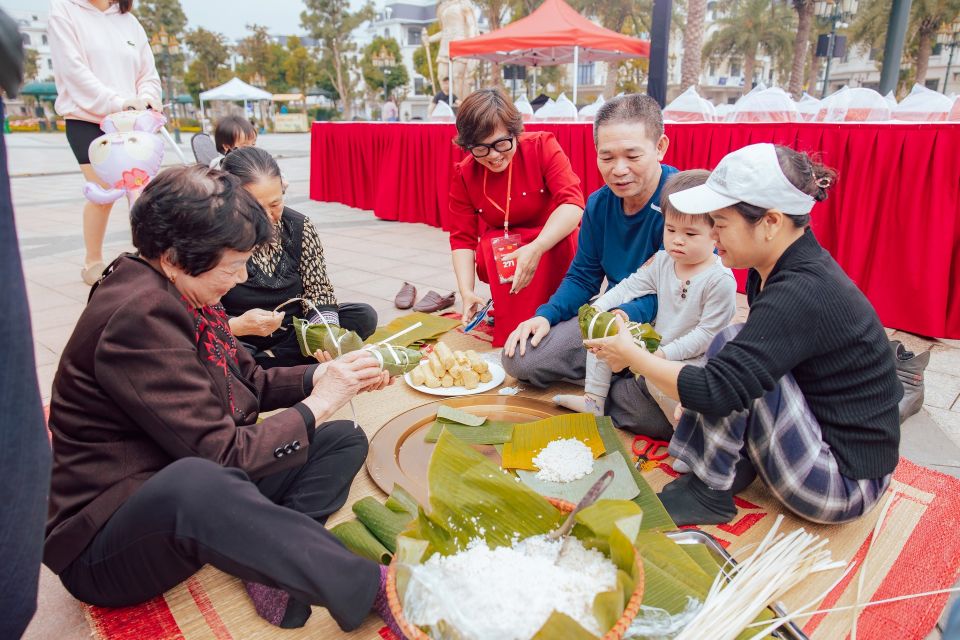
[449,88,585,346]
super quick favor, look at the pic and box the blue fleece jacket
[536,165,678,325]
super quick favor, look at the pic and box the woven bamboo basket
[386,497,647,640]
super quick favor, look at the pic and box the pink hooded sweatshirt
[48,0,161,123]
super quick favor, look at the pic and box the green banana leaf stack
[330,486,420,564]
[292,317,364,357]
[392,432,644,639]
[365,344,424,376]
[577,304,662,353]
[391,427,775,639]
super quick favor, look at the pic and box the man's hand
[502,243,544,294]
[228,308,283,337]
[503,316,550,358]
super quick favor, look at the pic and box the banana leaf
[423,418,516,444]
[500,413,606,470]
[385,484,421,520]
[436,406,486,426]
[292,317,363,357]
[394,432,643,640]
[577,304,662,353]
[330,520,391,564]
[595,416,675,532]
[365,312,461,347]
[353,496,414,554]
[516,453,641,502]
[364,344,423,376]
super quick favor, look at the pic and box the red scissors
[631,435,669,463]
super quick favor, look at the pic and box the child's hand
[611,309,629,322]
[583,316,642,373]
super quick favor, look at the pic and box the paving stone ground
[7,130,959,639]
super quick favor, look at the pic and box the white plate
[404,362,506,396]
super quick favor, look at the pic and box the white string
[274,296,359,429]
[745,586,960,631]
[376,321,424,346]
[852,493,894,640]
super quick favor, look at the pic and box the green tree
[702,0,796,92]
[413,22,441,93]
[301,0,374,119]
[134,0,187,39]
[283,36,320,104]
[360,37,410,100]
[24,48,39,81]
[183,28,231,98]
[850,0,960,89]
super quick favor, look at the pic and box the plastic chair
[190,133,219,166]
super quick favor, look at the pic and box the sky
[0,0,345,41]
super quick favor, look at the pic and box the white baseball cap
[668,143,816,216]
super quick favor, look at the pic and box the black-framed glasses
[468,136,514,158]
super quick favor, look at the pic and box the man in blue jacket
[503,94,676,433]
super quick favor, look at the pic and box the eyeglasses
[468,136,514,158]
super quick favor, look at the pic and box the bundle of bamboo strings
[674,515,845,640]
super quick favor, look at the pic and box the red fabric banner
[310,121,960,338]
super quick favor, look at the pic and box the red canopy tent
[449,0,649,104]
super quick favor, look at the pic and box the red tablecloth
[310,121,960,339]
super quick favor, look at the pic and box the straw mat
[81,330,960,640]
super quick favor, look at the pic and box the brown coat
[45,256,316,573]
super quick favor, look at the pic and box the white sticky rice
[402,534,618,639]
[533,438,594,483]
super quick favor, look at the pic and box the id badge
[490,233,522,285]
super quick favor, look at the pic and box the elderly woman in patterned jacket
[221,146,378,367]
[46,165,403,633]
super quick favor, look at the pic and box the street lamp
[150,26,182,143]
[371,45,396,102]
[815,0,859,98]
[937,19,960,93]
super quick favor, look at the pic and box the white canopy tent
[199,78,273,131]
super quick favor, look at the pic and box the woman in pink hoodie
[48,0,161,285]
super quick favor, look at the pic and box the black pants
[59,420,380,632]
[253,302,379,369]
[0,96,52,640]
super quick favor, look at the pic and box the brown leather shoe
[413,291,456,313]
[394,282,417,309]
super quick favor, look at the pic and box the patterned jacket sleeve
[299,218,338,315]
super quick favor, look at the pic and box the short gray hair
[593,94,664,146]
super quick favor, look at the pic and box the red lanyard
[481,160,514,235]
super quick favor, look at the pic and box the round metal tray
[366,394,565,505]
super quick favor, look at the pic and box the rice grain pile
[533,438,594,483]
[402,535,618,639]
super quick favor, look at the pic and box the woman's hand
[583,316,645,373]
[121,97,147,111]
[460,289,486,325]
[502,243,544,294]
[228,308,283,337]
[141,96,161,111]
[307,350,386,415]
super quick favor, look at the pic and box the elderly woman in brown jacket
[45,166,403,633]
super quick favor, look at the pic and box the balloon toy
[83,109,166,205]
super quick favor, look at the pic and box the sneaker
[890,340,930,424]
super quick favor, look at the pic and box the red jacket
[45,256,316,573]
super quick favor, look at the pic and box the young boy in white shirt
[556,170,738,426]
